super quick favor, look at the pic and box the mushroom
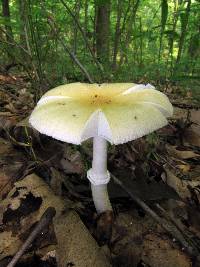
[29,82,173,214]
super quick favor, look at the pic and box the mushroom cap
[29,83,173,145]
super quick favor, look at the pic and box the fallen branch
[7,207,56,267]
[156,203,200,250]
[171,101,199,110]
[111,174,200,258]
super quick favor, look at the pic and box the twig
[155,203,200,250]
[7,207,56,267]
[111,174,199,257]
[171,101,199,110]
[60,0,104,75]
[0,27,31,56]
[47,15,94,83]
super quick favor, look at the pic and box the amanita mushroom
[29,83,173,214]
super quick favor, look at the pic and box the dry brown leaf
[174,108,200,147]
[0,114,18,132]
[166,144,200,159]
[0,173,67,261]
[60,146,85,174]
[164,164,200,199]
[0,138,24,198]
[184,129,200,147]
[142,233,192,267]
[54,211,111,267]
[177,164,191,173]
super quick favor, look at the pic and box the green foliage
[0,0,199,88]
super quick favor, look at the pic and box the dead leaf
[54,211,111,267]
[177,164,191,174]
[0,173,67,261]
[164,164,200,199]
[0,114,18,132]
[60,146,85,174]
[0,138,24,198]
[109,168,179,201]
[184,129,200,147]
[174,108,200,147]
[142,233,191,267]
[166,144,200,159]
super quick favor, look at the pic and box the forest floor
[0,71,200,267]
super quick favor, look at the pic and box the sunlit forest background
[0,0,199,95]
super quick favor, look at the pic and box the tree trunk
[119,0,140,66]
[2,0,15,61]
[84,0,89,36]
[158,0,168,62]
[168,0,180,73]
[139,17,143,65]
[2,0,13,42]
[18,0,29,52]
[95,0,111,65]
[176,0,191,64]
[112,0,122,70]
[73,1,81,54]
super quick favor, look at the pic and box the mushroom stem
[90,136,112,213]
[91,184,112,213]
[92,136,107,175]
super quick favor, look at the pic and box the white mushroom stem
[87,136,112,214]
[91,184,112,214]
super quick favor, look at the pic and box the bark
[73,1,81,54]
[176,0,191,64]
[84,0,89,36]
[168,0,179,64]
[139,17,143,65]
[18,0,29,54]
[95,0,111,65]
[2,0,13,42]
[119,0,140,66]
[158,0,168,62]
[112,0,122,70]
[18,0,26,45]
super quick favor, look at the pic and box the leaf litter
[0,73,200,267]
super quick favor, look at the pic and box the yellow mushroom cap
[29,82,173,145]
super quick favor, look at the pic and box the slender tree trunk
[2,0,13,42]
[168,0,180,74]
[139,17,143,65]
[119,0,140,66]
[158,0,168,62]
[60,0,103,74]
[120,0,132,38]
[176,0,191,64]
[125,0,140,45]
[18,0,29,54]
[95,0,111,65]
[73,1,81,54]
[84,0,89,58]
[118,0,132,66]
[112,0,122,70]
[2,0,15,61]
[84,0,89,35]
